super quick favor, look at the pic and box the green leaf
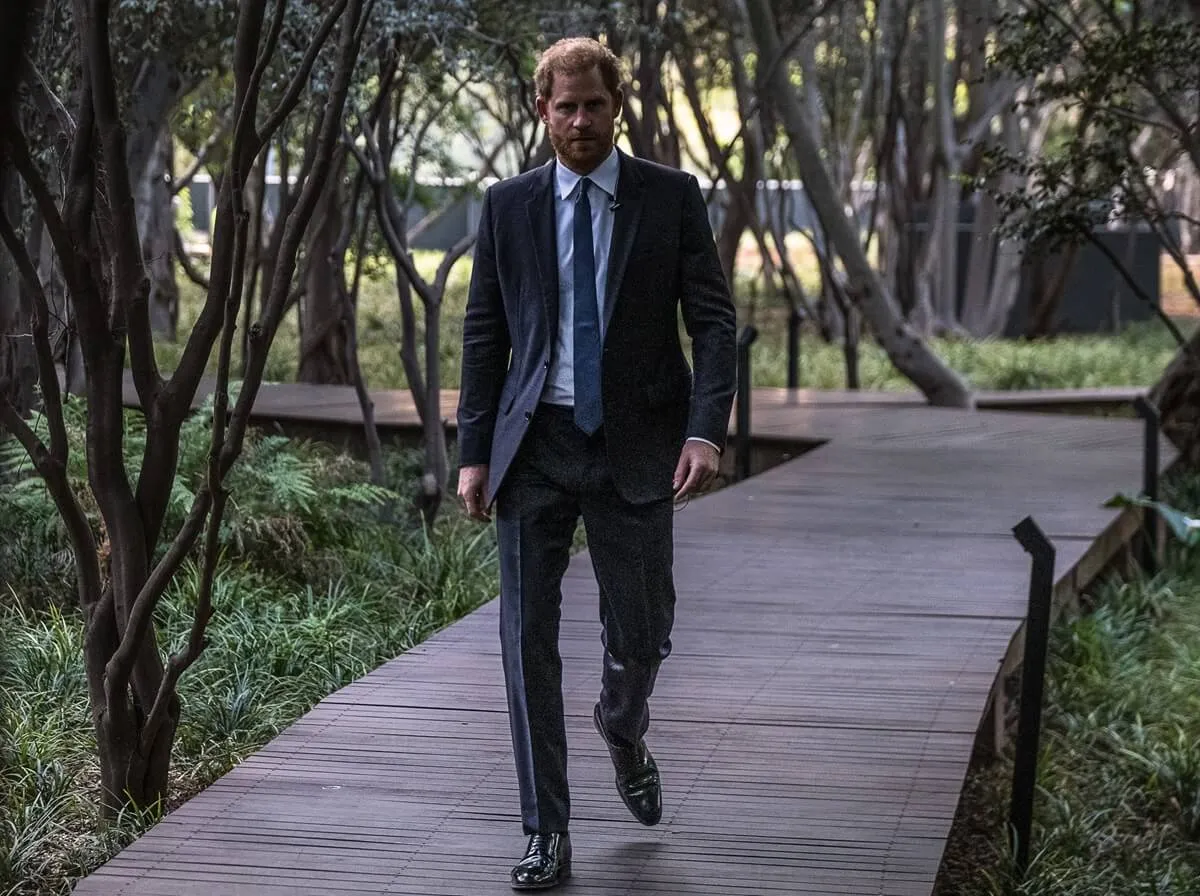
[1105,493,1200,545]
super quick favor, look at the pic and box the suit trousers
[495,403,676,835]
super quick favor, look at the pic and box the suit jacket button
[524,410,532,421]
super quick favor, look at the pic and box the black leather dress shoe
[511,832,571,890]
[593,703,662,826]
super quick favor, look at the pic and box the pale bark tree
[0,0,369,816]
[671,0,775,293]
[298,154,352,384]
[346,38,494,524]
[742,0,973,406]
[140,129,180,339]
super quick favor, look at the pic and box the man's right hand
[457,464,491,522]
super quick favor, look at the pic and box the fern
[0,392,406,602]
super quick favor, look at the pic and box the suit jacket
[457,149,737,506]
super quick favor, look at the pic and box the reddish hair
[534,37,623,101]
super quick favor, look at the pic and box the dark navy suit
[457,149,736,834]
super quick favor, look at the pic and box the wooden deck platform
[79,383,1164,895]
[121,376,1147,434]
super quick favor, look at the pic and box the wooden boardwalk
[78,383,1162,895]
[120,376,1145,432]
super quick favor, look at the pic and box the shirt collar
[555,147,620,201]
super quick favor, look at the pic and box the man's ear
[535,95,549,124]
[613,88,624,120]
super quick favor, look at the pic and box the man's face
[537,65,622,175]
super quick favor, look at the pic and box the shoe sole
[510,863,571,890]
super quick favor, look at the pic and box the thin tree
[742,0,973,406]
[0,0,369,816]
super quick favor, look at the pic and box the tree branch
[224,0,367,474]
[77,0,147,341]
[0,205,69,462]
[62,73,97,246]
[255,0,351,156]
[3,115,85,304]
[378,188,434,307]
[108,483,213,700]
[168,0,278,420]
[173,229,211,290]
[230,0,284,175]
[432,231,476,296]
[138,484,222,757]
[1084,229,1193,350]
[172,118,229,196]
[0,393,103,609]
[20,51,76,149]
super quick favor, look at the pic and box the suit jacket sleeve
[457,186,510,467]
[678,174,737,450]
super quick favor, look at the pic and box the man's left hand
[673,440,720,501]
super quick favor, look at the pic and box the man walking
[456,36,737,890]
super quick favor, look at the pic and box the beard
[549,128,614,174]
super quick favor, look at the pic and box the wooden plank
[75,383,1166,896]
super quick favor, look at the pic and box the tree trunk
[743,0,973,407]
[0,0,370,823]
[417,299,448,526]
[1024,244,1078,339]
[298,157,351,384]
[38,219,84,394]
[1179,160,1200,255]
[0,169,35,415]
[1151,322,1200,464]
[139,128,179,339]
[917,0,963,334]
[959,193,996,335]
[717,30,765,289]
[240,145,270,377]
[339,202,386,489]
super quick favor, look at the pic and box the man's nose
[572,110,592,129]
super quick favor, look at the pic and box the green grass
[937,472,1200,895]
[157,252,1188,394]
[0,401,499,896]
[749,313,1189,392]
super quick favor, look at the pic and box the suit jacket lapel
[603,150,645,333]
[525,160,559,336]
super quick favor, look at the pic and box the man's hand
[673,440,720,501]
[457,464,491,522]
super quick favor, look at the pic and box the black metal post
[1133,396,1161,572]
[1009,516,1056,880]
[736,325,759,481]
[786,308,803,390]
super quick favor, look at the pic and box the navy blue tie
[573,178,603,435]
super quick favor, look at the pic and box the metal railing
[1006,395,1162,878]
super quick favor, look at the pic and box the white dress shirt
[540,148,720,456]
[543,149,620,406]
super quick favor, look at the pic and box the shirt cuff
[686,436,721,455]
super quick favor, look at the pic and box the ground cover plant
[0,400,498,896]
